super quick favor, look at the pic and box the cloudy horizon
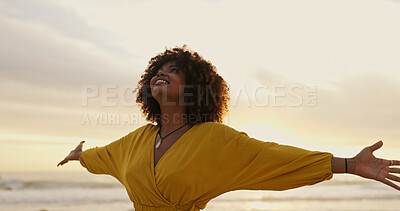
[0,0,399,172]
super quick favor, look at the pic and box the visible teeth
[156,79,168,84]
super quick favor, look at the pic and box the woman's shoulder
[115,123,157,145]
[127,123,157,136]
[198,121,238,130]
[196,121,246,137]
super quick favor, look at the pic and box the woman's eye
[170,68,178,73]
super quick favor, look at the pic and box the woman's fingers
[387,174,400,182]
[74,140,85,151]
[382,178,400,191]
[366,140,383,153]
[58,141,85,167]
[57,159,68,167]
[58,141,83,167]
[389,168,400,173]
[388,160,400,166]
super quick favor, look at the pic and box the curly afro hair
[134,45,230,125]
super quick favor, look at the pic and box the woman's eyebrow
[157,65,177,72]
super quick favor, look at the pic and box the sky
[0,0,399,172]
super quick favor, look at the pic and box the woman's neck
[159,104,189,134]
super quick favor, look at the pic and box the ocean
[0,171,399,211]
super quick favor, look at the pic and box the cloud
[0,0,149,142]
[0,14,141,89]
[1,0,399,146]
[243,67,400,146]
[0,0,146,93]
[0,0,143,59]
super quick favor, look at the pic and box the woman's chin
[151,86,165,96]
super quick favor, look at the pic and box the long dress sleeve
[204,123,333,196]
[79,133,131,181]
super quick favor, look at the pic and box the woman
[57,45,400,211]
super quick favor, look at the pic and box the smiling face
[150,61,186,106]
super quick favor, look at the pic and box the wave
[0,178,123,190]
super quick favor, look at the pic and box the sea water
[0,171,399,211]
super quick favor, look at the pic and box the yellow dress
[79,122,333,211]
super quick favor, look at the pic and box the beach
[1,171,399,211]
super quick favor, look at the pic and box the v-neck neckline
[151,122,199,171]
[149,123,199,204]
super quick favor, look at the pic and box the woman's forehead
[157,60,177,70]
[163,60,176,66]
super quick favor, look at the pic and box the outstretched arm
[331,140,400,191]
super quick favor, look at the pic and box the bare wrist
[346,157,356,175]
[331,156,356,174]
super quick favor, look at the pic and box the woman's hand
[352,140,400,191]
[57,141,85,167]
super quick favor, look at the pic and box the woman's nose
[157,70,166,76]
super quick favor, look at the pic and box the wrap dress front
[79,122,333,211]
